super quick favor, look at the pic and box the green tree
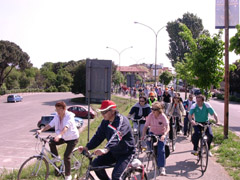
[174,60,194,98]
[166,12,205,67]
[56,69,73,92]
[229,24,240,55]
[19,73,31,89]
[112,71,125,85]
[179,23,224,100]
[5,67,21,90]
[229,60,240,94]
[159,71,173,87]
[0,40,32,88]
[71,60,86,95]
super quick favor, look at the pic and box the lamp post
[106,46,133,70]
[134,21,165,86]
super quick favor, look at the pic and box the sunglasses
[139,100,145,102]
[151,108,160,111]
[150,96,155,98]
[101,109,111,115]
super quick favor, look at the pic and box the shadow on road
[165,158,204,179]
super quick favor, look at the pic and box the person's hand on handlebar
[78,146,88,153]
[191,120,197,126]
[94,148,109,156]
[36,129,42,134]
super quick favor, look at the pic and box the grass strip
[212,126,240,180]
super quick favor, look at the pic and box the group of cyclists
[36,85,219,180]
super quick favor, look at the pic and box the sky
[0,0,239,69]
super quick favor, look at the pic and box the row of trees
[1,13,240,96]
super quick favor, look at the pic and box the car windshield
[8,95,14,98]
[42,116,54,121]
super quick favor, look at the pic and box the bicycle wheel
[17,156,49,180]
[171,126,176,152]
[142,152,157,178]
[122,167,148,180]
[200,140,209,172]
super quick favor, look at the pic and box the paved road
[0,92,84,171]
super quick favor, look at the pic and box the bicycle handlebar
[129,117,145,122]
[34,133,54,143]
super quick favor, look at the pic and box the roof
[117,66,148,73]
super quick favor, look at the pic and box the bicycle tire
[200,141,209,172]
[171,126,176,152]
[17,156,49,180]
[122,167,148,180]
[142,152,157,178]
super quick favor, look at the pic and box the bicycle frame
[79,150,147,180]
[130,117,145,155]
[35,135,66,175]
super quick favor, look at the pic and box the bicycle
[130,117,146,157]
[141,134,159,180]
[194,122,212,173]
[185,112,193,139]
[17,134,81,180]
[74,149,148,180]
[168,115,179,152]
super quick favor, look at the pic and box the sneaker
[65,175,72,180]
[191,150,198,156]
[208,151,213,157]
[159,167,166,176]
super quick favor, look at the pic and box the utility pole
[224,0,229,139]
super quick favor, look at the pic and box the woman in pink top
[142,101,170,176]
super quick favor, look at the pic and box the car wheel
[39,125,45,129]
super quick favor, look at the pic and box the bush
[216,93,224,100]
[58,84,69,92]
[45,86,58,92]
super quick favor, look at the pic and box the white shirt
[49,111,79,141]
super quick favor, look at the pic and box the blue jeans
[91,152,133,180]
[147,133,166,168]
[192,124,213,151]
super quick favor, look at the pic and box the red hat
[97,100,117,112]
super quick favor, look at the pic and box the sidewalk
[109,93,233,180]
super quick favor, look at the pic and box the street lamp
[134,21,165,86]
[106,46,133,70]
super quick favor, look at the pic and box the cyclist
[141,101,170,176]
[37,101,79,180]
[78,100,135,180]
[148,92,157,107]
[183,94,195,136]
[189,95,219,157]
[169,87,174,98]
[127,96,151,147]
[166,95,186,134]
[162,88,171,112]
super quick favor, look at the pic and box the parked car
[7,94,23,103]
[67,105,95,119]
[37,115,83,130]
[191,88,201,96]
